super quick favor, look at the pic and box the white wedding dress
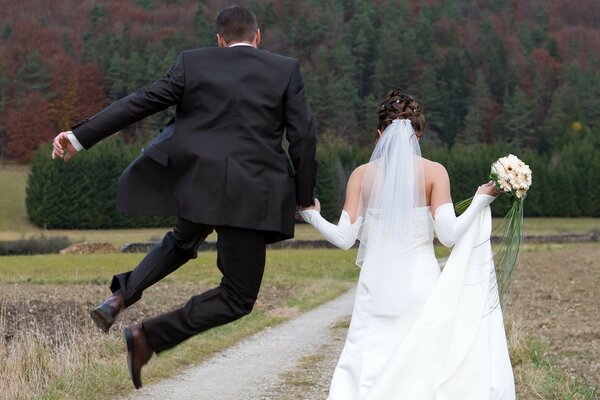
[327,205,515,399]
[300,119,515,399]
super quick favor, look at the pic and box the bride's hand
[299,198,321,212]
[476,181,501,196]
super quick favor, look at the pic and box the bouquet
[455,154,533,306]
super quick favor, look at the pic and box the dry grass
[0,288,110,400]
[0,249,358,399]
[508,317,598,400]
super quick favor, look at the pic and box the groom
[51,5,316,389]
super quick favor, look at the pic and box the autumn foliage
[0,0,599,163]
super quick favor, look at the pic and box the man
[52,5,316,389]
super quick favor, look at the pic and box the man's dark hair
[216,5,258,43]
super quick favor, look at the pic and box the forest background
[1,0,599,226]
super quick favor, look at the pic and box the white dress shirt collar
[228,43,255,48]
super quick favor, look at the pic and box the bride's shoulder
[421,158,448,173]
[346,164,369,185]
[422,159,450,184]
[352,163,369,175]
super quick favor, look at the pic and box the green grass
[0,249,359,285]
[0,165,322,245]
[519,217,600,236]
[0,165,37,231]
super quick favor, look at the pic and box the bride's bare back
[341,158,452,223]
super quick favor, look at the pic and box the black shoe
[90,292,125,333]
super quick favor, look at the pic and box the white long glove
[298,210,362,250]
[434,194,496,247]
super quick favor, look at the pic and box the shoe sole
[90,305,114,333]
[123,327,142,389]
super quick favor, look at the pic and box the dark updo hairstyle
[376,89,426,139]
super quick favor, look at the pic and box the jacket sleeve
[71,52,186,150]
[283,60,317,207]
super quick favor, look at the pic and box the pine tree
[316,144,340,222]
[348,0,376,99]
[456,70,491,146]
[415,5,436,60]
[414,66,445,136]
[478,17,507,101]
[106,52,127,99]
[136,0,155,11]
[497,87,535,146]
[541,83,576,151]
[195,4,215,47]
[439,46,469,145]
[372,3,416,96]
[15,51,52,93]
[328,40,359,135]
[128,51,147,89]
[1,24,11,40]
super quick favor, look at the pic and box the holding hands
[299,198,321,212]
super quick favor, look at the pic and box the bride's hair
[376,89,426,139]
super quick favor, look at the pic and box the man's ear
[254,29,261,47]
[217,34,227,48]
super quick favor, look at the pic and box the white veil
[355,119,429,315]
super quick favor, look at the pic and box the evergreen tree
[415,4,436,60]
[497,87,535,146]
[315,144,340,222]
[348,0,376,107]
[15,51,52,93]
[195,4,215,47]
[372,3,416,96]
[90,4,106,23]
[106,52,127,99]
[136,0,155,11]
[328,39,359,134]
[478,17,507,100]
[1,24,12,40]
[456,70,491,146]
[128,51,147,89]
[541,83,576,151]
[438,46,469,145]
[414,66,445,137]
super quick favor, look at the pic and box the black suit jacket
[71,46,317,243]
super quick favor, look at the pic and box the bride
[299,89,515,399]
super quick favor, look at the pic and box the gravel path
[121,288,356,400]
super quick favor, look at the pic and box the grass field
[1,166,598,398]
[1,245,598,399]
[0,249,359,399]
[1,166,599,247]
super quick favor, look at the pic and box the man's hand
[52,131,77,161]
[299,198,321,212]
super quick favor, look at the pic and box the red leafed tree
[74,64,110,122]
[5,92,54,162]
[47,54,109,131]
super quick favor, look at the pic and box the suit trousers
[110,218,267,353]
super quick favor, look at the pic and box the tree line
[1,0,598,223]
